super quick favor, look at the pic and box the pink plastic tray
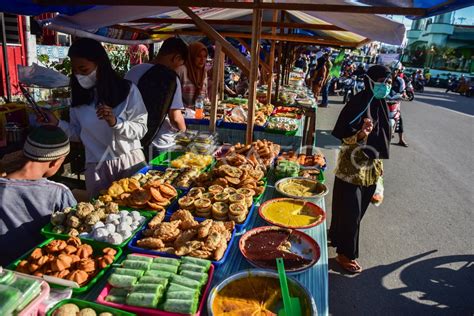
[96,253,214,316]
[19,281,50,316]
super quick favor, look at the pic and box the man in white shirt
[125,38,188,158]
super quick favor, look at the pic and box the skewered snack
[15,238,117,286]
[135,210,234,261]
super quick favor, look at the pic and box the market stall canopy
[2,0,473,18]
[1,0,473,46]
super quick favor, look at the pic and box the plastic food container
[18,280,50,316]
[7,237,122,294]
[96,253,214,316]
[40,210,153,249]
[0,269,49,316]
[47,298,136,316]
[207,270,317,315]
[128,217,236,267]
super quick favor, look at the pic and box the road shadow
[413,90,474,116]
[315,130,341,149]
[329,251,474,315]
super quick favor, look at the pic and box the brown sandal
[335,255,363,273]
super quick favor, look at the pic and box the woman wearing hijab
[329,65,392,273]
[176,42,209,109]
[38,38,148,198]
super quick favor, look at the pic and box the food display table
[76,174,328,315]
[212,182,329,316]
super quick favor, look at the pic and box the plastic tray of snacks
[150,152,215,172]
[40,210,153,249]
[167,201,257,233]
[149,152,185,167]
[47,298,136,316]
[136,165,199,192]
[96,253,214,316]
[128,218,236,267]
[265,117,299,136]
[7,237,122,295]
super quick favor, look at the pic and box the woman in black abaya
[329,65,392,273]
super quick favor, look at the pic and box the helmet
[390,60,402,72]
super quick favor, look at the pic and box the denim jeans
[321,80,330,106]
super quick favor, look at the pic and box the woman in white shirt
[40,38,148,198]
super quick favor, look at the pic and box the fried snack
[159,183,178,198]
[153,221,181,242]
[188,187,204,199]
[129,189,151,206]
[170,209,194,223]
[173,229,198,248]
[214,238,228,261]
[202,232,223,252]
[108,182,125,198]
[189,249,212,259]
[198,220,213,239]
[178,196,194,210]
[175,241,203,256]
[148,211,166,229]
[137,237,165,249]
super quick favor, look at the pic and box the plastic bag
[371,177,384,206]
[18,64,69,88]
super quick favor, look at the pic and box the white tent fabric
[46,4,405,45]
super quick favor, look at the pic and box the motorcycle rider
[352,63,366,78]
[388,61,408,147]
[414,69,425,92]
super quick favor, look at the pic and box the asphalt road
[315,87,474,315]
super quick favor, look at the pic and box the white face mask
[75,68,97,89]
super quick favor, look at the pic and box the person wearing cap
[0,126,76,266]
[330,65,392,273]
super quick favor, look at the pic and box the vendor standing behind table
[176,42,209,110]
[0,126,76,266]
[38,38,148,198]
[329,65,392,274]
[125,37,188,157]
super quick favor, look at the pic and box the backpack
[137,64,178,147]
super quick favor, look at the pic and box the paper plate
[258,198,326,229]
[239,226,321,274]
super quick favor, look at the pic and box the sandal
[398,141,409,147]
[335,255,363,273]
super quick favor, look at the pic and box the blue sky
[389,6,474,28]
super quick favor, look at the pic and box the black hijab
[332,65,391,159]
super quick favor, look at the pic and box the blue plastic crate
[219,121,267,131]
[127,217,236,267]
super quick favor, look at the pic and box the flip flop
[398,141,409,147]
[335,255,363,274]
